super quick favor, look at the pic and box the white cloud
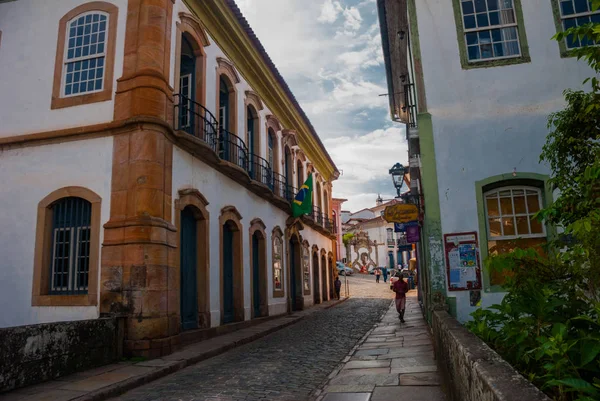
[318,0,344,23]
[235,0,402,211]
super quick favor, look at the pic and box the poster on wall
[443,231,482,291]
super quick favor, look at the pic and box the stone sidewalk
[314,291,446,401]
[0,297,347,401]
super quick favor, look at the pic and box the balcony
[172,95,319,227]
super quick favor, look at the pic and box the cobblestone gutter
[432,310,551,401]
[0,318,122,393]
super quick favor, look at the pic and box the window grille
[557,0,600,48]
[49,197,92,294]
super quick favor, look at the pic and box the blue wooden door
[388,252,395,269]
[180,207,198,330]
[222,223,234,324]
[252,233,260,317]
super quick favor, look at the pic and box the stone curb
[71,297,348,401]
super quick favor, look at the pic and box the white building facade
[378,0,593,321]
[0,0,339,357]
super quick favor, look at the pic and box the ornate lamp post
[388,162,406,198]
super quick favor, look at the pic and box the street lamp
[388,163,406,198]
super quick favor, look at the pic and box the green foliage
[467,13,600,400]
[342,233,354,246]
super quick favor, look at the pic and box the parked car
[336,262,353,276]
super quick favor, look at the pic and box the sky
[235,0,408,212]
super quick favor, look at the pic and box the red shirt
[393,279,409,299]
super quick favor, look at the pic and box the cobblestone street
[112,275,393,401]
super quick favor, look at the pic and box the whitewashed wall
[415,0,593,321]
[0,137,113,328]
[0,0,127,137]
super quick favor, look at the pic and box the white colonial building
[0,0,339,357]
[378,0,593,321]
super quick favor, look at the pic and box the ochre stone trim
[219,206,244,323]
[249,219,268,318]
[216,57,241,84]
[272,226,285,298]
[245,91,264,111]
[32,187,102,307]
[175,188,211,329]
[178,12,210,47]
[51,2,118,110]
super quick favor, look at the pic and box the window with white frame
[273,235,283,291]
[484,187,545,240]
[460,0,521,61]
[557,0,600,49]
[63,12,108,96]
[303,243,310,292]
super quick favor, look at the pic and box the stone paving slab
[0,298,348,401]
[315,291,447,401]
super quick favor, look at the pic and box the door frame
[249,218,268,318]
[175,189,210,330]
[312,248,320,304]
[219,206,244,324]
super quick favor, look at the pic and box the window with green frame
[552,0,600,55]
[452,0,531,69]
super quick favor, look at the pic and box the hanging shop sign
[394,221,418,232]
[383,204,419,224]
[444,231,482,291]
[406,225,420,243]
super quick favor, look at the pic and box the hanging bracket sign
[383,204,419,223]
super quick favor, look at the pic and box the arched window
[49,197,92,293]
[272,227,284,296]
[33,187,101,306]
[267,129,275,168]
[483,185,547,285]
[246,105,258,156]
[296,159,304,189]
[219,76,232,132]
[52,2,118,109]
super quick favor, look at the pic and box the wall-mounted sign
[444,231,482,292]
[383,204,418,223]
[406,225,420,243]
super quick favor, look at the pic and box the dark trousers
[335,289,340,299]
[376,275,380,283]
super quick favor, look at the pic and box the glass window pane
[468,45,480,60]
[464,15,477,29]
[486,197,500,216]
[500,196,513,215]
[475,0,487,12]
[477,13,490,27]
[575,0,589,13]
[500,9,516,24]
[466,32,479,45]
[487,0,499,10]
[502,217,515,236]
[488,218,502,237]
[561,0,575,15]
[462,1,475,14]
[493,42,504,56]
[513,194,526,214]
[516,216,530,235]
[480,43,493,58]
[530,218,544,234]
[489,11,500,25]
[526,194,541,213]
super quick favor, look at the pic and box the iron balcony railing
[249,153,272,188]
[173,94,218,152]
[272,172,294,201]
[314,205,323,226]
[219,128,248,171]
[323,216,333,232]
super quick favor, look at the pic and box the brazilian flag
[292,174,313,218]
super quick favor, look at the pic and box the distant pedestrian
[392,272,409,323]
[334,277,342,300]
[375,268,381,283]
[382,267,388,283]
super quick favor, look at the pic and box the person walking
[375,267,381,283]
[334,276,342,300]
[392,272,409,322]
[382,267,388,283]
